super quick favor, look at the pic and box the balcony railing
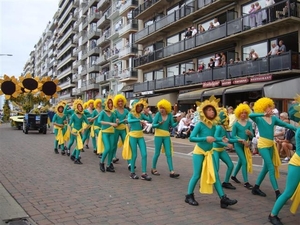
[133,51,300,92]
[134,0,300,67]
[119,0,138,17]
[119,68,138,80]
[118,45,138,60]
[96,30,110,47]
[97,0,110,12]
[96,74,106,83]
[88,12,101,24]
[97,9,111,29]
[133,0,160,19]
[118,20,138,38]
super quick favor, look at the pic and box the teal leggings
[113,129,127,158]
[213,150,234,183]
[271,165,300,215]
[68,134,76,150]
[129,136,147,173]
[54,129,65,150]
[91,129,100,151]
[187,154,224,198]
[256,147,278,190]
[100,133,115,165]
[82,128,92,148]
[152,136,174,171]
[70,133,83,160]
[232,143,249,182]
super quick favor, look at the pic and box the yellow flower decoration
[0,74,22,99]
[197,95,220,126]
[18,73,42,94]
[253,97,274,113]
[157,99,172,114]
[113,94,127,108]
[289,95,300,123]
[87,99,94,109]
[39,76,61,100]
[73,99,84,114]
[55,102,65,117]
[219,107,229,129]
[83,102,88,109]
[131,98,148,118]
[94,99,102,109]
[104,95,114,111]
[234,103,251,119]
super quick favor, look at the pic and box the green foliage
[2,100,11,122]
[11,93,50,113]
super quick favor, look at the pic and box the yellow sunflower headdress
[234,103,251,119]
[55,102,65,117]
[0,74,22,99]
[73,99,84,114]
[197,95,220,126]
[104,95,114,112]
[87,99,95,109]
[94,99,102,109]
[131,99,148,118]
[83,102,88,110]
[219,107,229,128]
[18,73,42,94]
[157,99,172,114]
[253,97,274,113]
[113,94,127,108]
[288,94,300,123]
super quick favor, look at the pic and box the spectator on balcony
[198,24,205,33]
[213,18,220,27]
[229,59,234,65]
[191,26,198,37]
[254,2,262,26]
[249,4,256,28]
[144,47,150,55]
[220,52,226,67]
[197,62,205,72]
[235,57,242,63]
[249,49,259,60]
[214,53,221,67]
[208,58,215,69]
[114,46,119,54]
[208,22,215,30]
[185,27,192,39]
[265,0,275,22]
[276,40,286,55]
[267,43,279,57]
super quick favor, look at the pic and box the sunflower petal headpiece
[157,99,172,114]
[94,99,102,109]
[131,98,148,118]
[219,107,229,128]
[113,94,127,108]
[87,99,95,109]
[197,95,220,126]
[289,94,300,123]
[104,95,114,111]
[55,102,65,117]
[0,74,22,99]
[234,103,251,119]
[73,99,84,114]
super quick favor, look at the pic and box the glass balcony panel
[213,66,227,80]
[270,53,291,72]
[227,19,242,36]
[174,74,185,86]
[185,37,195,50]
[201,69,213,82]
[156,13,175,30]
[228,64,242,78]
[148,80,155,90]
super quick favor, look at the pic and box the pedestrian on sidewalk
[230,103,254,190]
[185,96,238,208]
[249,97,297,199]
[151,99,180,178]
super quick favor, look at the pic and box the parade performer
[68,99,89,164]
[213,108,243,190]
[249,97,296,199]
[230,103,254,190]
[82,99,95,151]
[91,99,102,154]
[98,96,118,172]
[268,102,300,225]
[64,103,75,156]
[112,94,129,163]
[52,102,67,155]
[151,99,180,178]
[122,99,153,180]
[185,96,238,208]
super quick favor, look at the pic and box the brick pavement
[0,123,299,225]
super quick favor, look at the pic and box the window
[167,65,179,77]
[197,55,215,69]
[167,35,179,46]
[242,41,267,60]
[154,69,164,79]
[180,61,194,74]
[242,0,265,16]
[143,72,153,82]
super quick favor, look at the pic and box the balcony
[57,54,76,70]
[106,70,118,81]
[96,54,109,66]
[96,30,110,47]
[119,45,138,60]
[119,0,138,17]
[82,35,89,45]
[88,47,100,56]
[108,5,119,20]
[58,91,72,100]
[118,20,138,39]
[107,25,119,40]
[107,49,119,61]
[82,17,89,29]
[58,3,76,28]
[57,42,76,59]
[97,0,110,12]
[88,0,100,8]
[82,2,89,15]
[80,66,87,77]
[72,60,79,69]
[96,74,106,83]
[74,8,79,17]
[88,29,101,39]
[134,1,300,70]
[57,67,72,80]
[57,28,76,48]
[88,65,100,73]
[86,79,99,91]
[88,12,101,24]
[74,20,80,29]
[59,80,75,90]
[118,68,138,82]
[133,51,300,93]
[82,48,89,59]
[72,87,82,95]
[97,10,110,29]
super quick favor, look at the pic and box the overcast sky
[0,0,59,78]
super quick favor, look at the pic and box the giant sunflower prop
[131,98,148,118]
[197,95,220,127]
[234,103,251,119]
[157,99,172,114]
[39,76,61,100]
[0,74,22,99]
[18,73,42,94]
[113,94,127,108]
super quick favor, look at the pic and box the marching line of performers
[51,95,300,225]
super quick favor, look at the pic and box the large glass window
[180,61,194,74]
[167,65,179,77]
[167,5,179,15]
[242,0,265,16]
[143,72,153,82]
[154,69,164,79]
[242,41,267,60]
[197,55,213,70]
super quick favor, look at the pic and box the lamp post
[0,54,13,56]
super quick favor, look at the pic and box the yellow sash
[258,137,281,178]
[96,126,114,154]
[122,131,143,160]
[116,124,129,147]
[155,129,173,155]
[64,125,70,142]
[54,125,64,145]
[289,153,300,214]
[193,145,216,194]
[213,147,224,152]
[90,125,100,138]
[244,145,253,173]
[71,127,84,150]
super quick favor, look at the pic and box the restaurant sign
[250,74,272,82]
[202,80,220,88]
[232,77,249,85]
[221,79,232,86]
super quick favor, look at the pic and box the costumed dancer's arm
[214,125,232,147]
[83,114,89,124]
[249,112,264,123]
[142,113,153,123]
[63,106,73,117]
[68,114,74,126]
[128,113,140,123]
[295,128,300,156]
[274,116,297,132]
[118,109,129,124]
[170,113,179,128]
[151,112,161,128]
[189,123,209,142]
[52,114,63,128]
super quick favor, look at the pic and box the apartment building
[23,51,35,76]
[132,0,300,111]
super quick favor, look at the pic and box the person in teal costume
[213,108,243,190]
[64,104,75,156]
[98,96,118,172]
[185,96,238,208]
[112,94,129,164]
[91,99,102,154]
[68,99,89,164]
[249,97,297,199]
[52,102,67,155]
[82,100,94,151]
[268,102,300,225]
[126,99,153,180]
[151,99,180,178]
[230,103,254,190]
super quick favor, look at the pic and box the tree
[2,99,11,122]
[11,93,50,113]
